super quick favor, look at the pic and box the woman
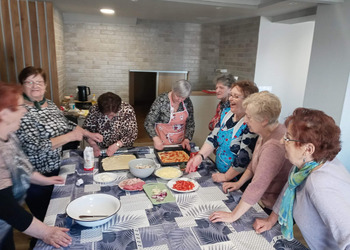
[144,80,194,151]
[16,66,103,223]
[253,108,350,250]
[0,82,72,249]
[209,91,292,222]
[83,92,138,157]
[208,74,234,131]
[186,81,259,183]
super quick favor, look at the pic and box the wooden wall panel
[0,0,59,105]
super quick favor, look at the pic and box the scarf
[23,93,46,110]
[278,160,321,240]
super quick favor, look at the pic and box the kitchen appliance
[77,86,91,101]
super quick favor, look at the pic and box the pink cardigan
[241,124,292,209]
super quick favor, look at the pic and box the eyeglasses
[23,80,45,87]
[230,94,244,100]
[283,134,303,143]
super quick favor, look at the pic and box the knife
[79,215,109,219]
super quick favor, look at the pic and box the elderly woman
[208,74,235,131]
[0,82,72,249]
[16,66,103,224]
[253,108,350,249]
[83,92,138,157]
[209,91,292,223]
[186,81,259,183]
[144,80,195,151]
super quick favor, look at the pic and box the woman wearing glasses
[0,82,72,249]
[144,80,195,151]
[15,67,102,227]
[253,108,350,249]
[209,91,292,222]
[186,81,259,183]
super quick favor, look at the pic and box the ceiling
[40,0,343,24]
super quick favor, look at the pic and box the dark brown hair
[285,108,341,162]
[97,92,121,114]
[0,82,23,113]
[232,80,259,98]
[18,66,46,84]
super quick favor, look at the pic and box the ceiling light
[100,9,115,15]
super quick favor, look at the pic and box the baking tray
[154,146,190,166]
[98,152,138,172]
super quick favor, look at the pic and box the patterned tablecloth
[34,147,308,250]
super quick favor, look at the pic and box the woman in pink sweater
[210,91,292,223]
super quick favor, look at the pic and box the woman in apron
[186,80,259,183]
[144,80,195,151]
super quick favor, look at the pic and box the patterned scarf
[23,93,46,110]
[278,161,321,240]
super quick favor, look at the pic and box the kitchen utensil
[77,85,91,101]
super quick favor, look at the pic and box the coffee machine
[77,86,91,101]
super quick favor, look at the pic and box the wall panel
[0,0,59,105]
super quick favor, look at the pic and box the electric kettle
[77,86,91,101]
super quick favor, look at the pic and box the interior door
[157,72,188,96]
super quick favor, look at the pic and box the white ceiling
[40,0,343,24]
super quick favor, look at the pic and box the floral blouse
[206,111,258,173]
[16,100,76,174]
[208,100,230,131]
[144,92,195,141]
[83,102,138,148]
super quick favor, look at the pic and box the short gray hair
[172,79,192,98]
[215,74,235,88]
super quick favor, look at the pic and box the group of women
[0,66,349,250]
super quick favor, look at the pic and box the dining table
[34,146,308,250]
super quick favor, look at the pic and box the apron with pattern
[216,111,247,173]
[155,93,189,145]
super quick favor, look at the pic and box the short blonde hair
[243,91,281,124]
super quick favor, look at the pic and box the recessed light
[131,0,138,2]
[100,8,115,15]
[216,7,222,10]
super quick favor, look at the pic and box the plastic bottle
[91,94,97,105]
[69,95,75,110]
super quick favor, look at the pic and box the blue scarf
[278,161,321,240]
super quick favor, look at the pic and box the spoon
[79,215,109,219]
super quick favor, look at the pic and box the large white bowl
[129,158,156,178]
[66,194,120,227]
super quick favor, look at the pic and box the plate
[143,183,176,205]
[94,173,118,183]
[154,167,183,180]
[167,178,199,193]
[118,178,145,191]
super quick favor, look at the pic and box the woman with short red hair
[253,108,350,250]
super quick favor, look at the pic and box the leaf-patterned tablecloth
[34,147,308,250]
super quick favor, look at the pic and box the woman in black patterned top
[83,92,138,157]
[144,80,195,151]
[16,66,103,224]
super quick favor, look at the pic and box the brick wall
[61,17,259,101]
[53,9,66,102]
[219,17,260,81]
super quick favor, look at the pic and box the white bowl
[128,158,156,178]
[66,194,120,227]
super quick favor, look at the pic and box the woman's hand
[185,154,201,173]
[212,173,227,183]
[92,145,101,157]
[106,143,119,156]
[253,212,278,234]
[222,181,241,193]
[68,128,84,141]
[153,136,164,150]
[30,172,64,186]
[209,211,236,223]
[43,176,65,186]
[181,138,191,151]
[42,226,72,248]
[85,131,103,143]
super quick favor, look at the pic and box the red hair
[0,82,23,112]
[285,108,341,162]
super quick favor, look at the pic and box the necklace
[23,93,46,110]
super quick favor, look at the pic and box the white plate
[94,173,118,183]
[154,167,183,180]
[167,177,199,193]
[118,178,145,191]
